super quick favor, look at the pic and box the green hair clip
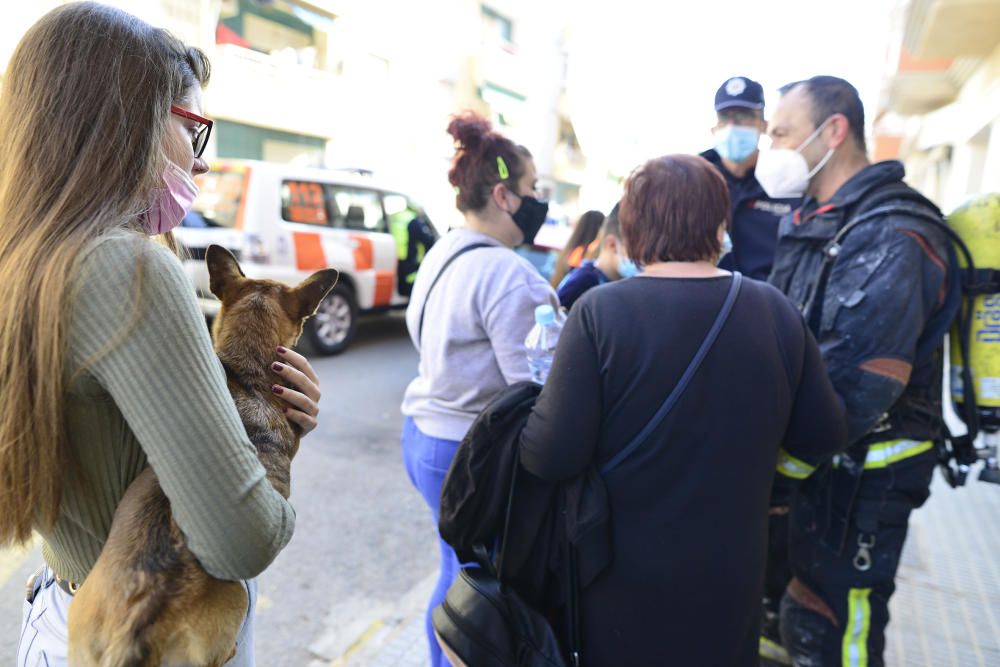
[496,156,509,180]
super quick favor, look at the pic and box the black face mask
[510,194,549,245]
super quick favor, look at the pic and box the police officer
[761,76,960,666]
[701,76,799,280]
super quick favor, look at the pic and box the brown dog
[67,245,337,666]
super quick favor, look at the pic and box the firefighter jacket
[768,161,962,548]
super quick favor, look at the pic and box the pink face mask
[143,161,198,236]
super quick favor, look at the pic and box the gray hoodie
[402,227,558,441]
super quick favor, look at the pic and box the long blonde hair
[0,2,210,544]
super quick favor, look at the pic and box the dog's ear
[206,245,246,302]
[293,268,339,320]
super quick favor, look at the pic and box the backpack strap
[600,272,744,475]
[417,242,492,346]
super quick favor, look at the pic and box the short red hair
[619,154,731,264]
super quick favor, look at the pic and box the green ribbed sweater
[41,231,294,584]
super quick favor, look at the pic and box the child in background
[557,203,637,310]
[549,209,605,288]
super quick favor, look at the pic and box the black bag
[438,381,542,565]
[433,457,569,667]
[433,547,567,667]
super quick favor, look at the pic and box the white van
[173,159,437,354]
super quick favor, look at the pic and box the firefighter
[760,75,961,666]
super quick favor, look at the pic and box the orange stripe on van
[374,271,394,306]
[292,232,327,270]
[351,234,374,270]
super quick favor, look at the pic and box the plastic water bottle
[525,304,563,385]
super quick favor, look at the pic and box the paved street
[3,311,1000,666]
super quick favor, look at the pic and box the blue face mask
[714,125,760,163]
[618,256,640,278]
[721,231,733,256]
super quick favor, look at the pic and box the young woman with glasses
[170,104,214,160]
[0,4,321,664]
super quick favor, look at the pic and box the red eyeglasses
[170,105,213,159]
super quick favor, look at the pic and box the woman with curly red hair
[400,112,558,667]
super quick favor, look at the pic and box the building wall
[894,39,1000,212]
[1,0,579,232]
[216,119,326,162]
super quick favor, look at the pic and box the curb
[308,571,436,667]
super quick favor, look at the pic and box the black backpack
[434,381,568,666]
[433,474,569,667]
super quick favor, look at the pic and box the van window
[329,187,386,233]
[383,193,421,226]
[384,193,425,237]
[186,170,245,228]
[282,180,329,225]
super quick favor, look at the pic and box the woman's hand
[271,346,321,436]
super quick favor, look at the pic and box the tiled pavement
[338,612,427,667]
[311,572,433,667]
[326,472,1000,667]
[884,473,1000,666]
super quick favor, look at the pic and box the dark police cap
[714,77,765,111]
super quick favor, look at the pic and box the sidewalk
[308,572,433,667]
[322,473,1000,667]
[336,611,427,667]
[884,473,1000,666]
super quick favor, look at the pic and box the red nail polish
[283,407,288,414]
[272,362,283,372]
[272,386,284,395]
[276,346,287,354]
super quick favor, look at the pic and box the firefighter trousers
[778,447,936,667]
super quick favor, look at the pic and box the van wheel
[301,284,358,355]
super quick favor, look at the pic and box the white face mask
[755,118,835,199]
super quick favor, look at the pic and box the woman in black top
[520,155,847,666]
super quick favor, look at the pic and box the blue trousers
[401,417,461,667]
